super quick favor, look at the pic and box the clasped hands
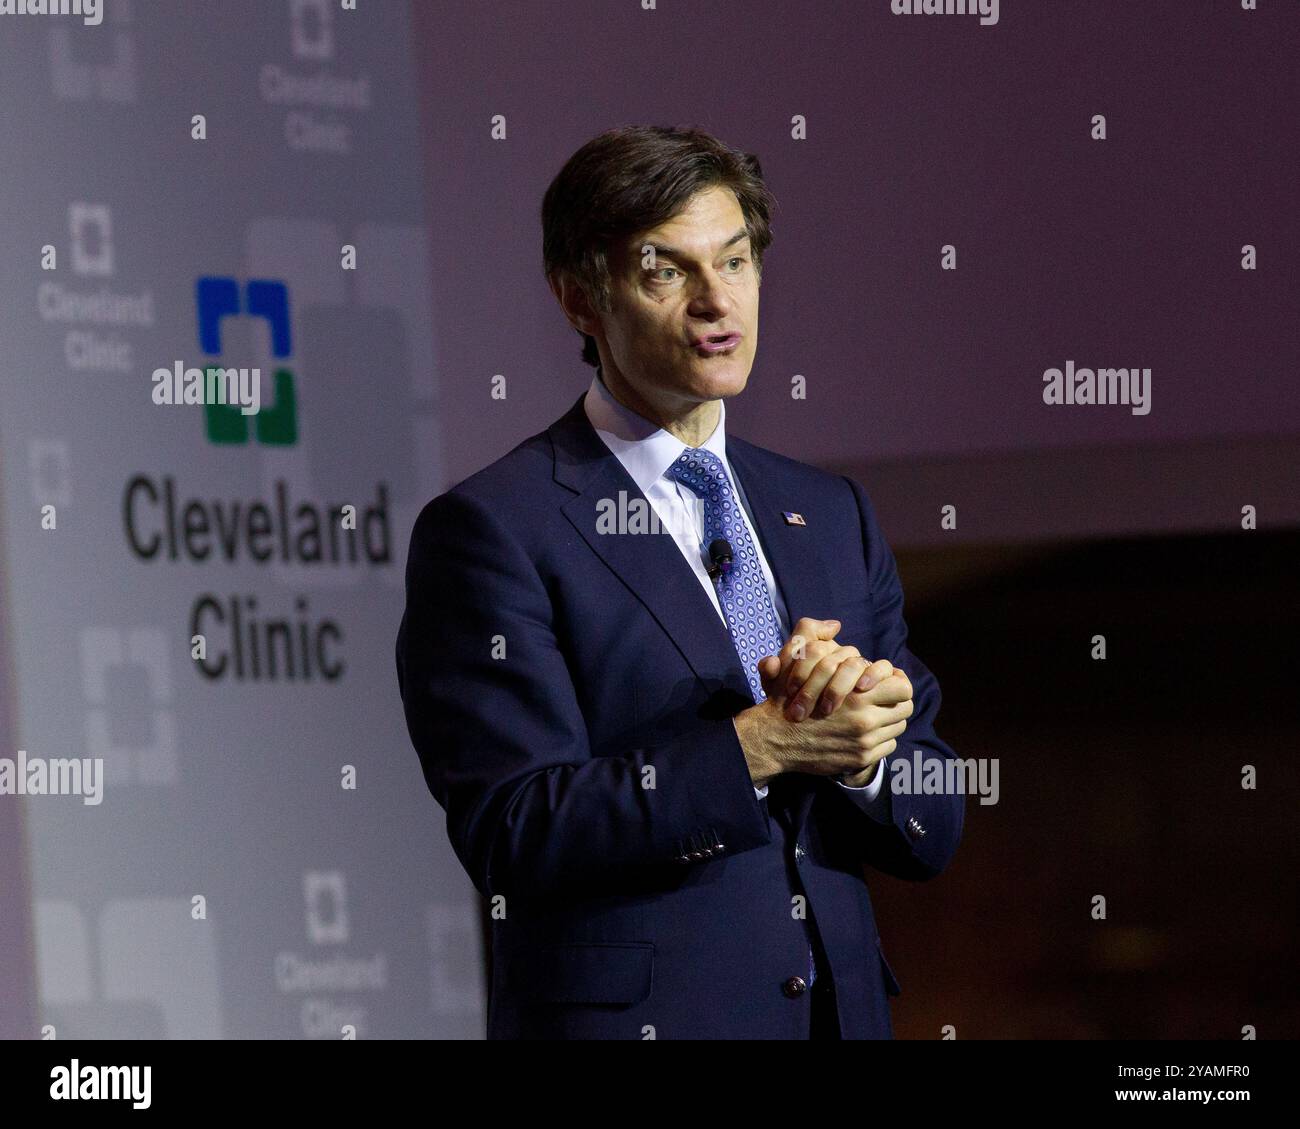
[734,616,913,790]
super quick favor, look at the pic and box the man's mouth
[692,332,742,355]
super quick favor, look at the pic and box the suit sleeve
[831,475,966,880]
[396,489,773,908]
[835,762,892,822]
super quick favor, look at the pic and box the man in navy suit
[396,125,964,1039]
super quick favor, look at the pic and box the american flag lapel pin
[782,511,807,526]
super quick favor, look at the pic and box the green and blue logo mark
[196,276,298,445]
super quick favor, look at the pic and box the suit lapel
[550,394,753,706]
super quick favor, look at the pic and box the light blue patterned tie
[666,447,786,704]
[666,446,819,987]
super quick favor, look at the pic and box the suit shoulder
[729,434,861,495]
[414,425,555,526]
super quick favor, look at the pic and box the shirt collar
[583,364,729,497]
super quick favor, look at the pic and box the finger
[865,718,908,749]
[858,737,898,770]
[810,655,871,718]
[774,634,806,688]
[778,624,837,683]
[757,654,783,697]
[785,647,863,721]
[860,672,914,707]
[775,634,837,695]
[765,641,835,703]
[883,698,913,725]
[790,617,841,649]
[852,658,896,693]
[841,738,897,779]
[767,638,802,701]
[781,639,841,697]
[779,633,836,669]
[784,642,858,702]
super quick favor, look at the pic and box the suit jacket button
[794,843,806,862]
[782,976,808,999]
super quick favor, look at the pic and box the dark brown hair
[542,125,777,367]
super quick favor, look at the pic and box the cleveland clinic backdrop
[0,0,481,1038]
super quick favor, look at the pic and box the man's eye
[652,267,679,281]
[726,257,748,270]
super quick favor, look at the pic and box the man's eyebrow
[640,228,751,262]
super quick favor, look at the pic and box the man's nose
[687,269,734,317]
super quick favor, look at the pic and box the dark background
[882,529,1297,1037]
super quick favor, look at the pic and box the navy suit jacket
[396,391,964,1039]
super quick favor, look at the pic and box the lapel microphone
[706,538,734,580]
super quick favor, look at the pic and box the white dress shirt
[583,367,890,820]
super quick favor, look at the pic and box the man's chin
[702,366,754,400]
[695,359,752,398]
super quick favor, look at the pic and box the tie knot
[667,447,730,500]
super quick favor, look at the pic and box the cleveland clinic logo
[274,871,388,1038]
[194,276,299,445]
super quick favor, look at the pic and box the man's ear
[549,271,601,338]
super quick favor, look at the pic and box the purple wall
[413,0,1298,545]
